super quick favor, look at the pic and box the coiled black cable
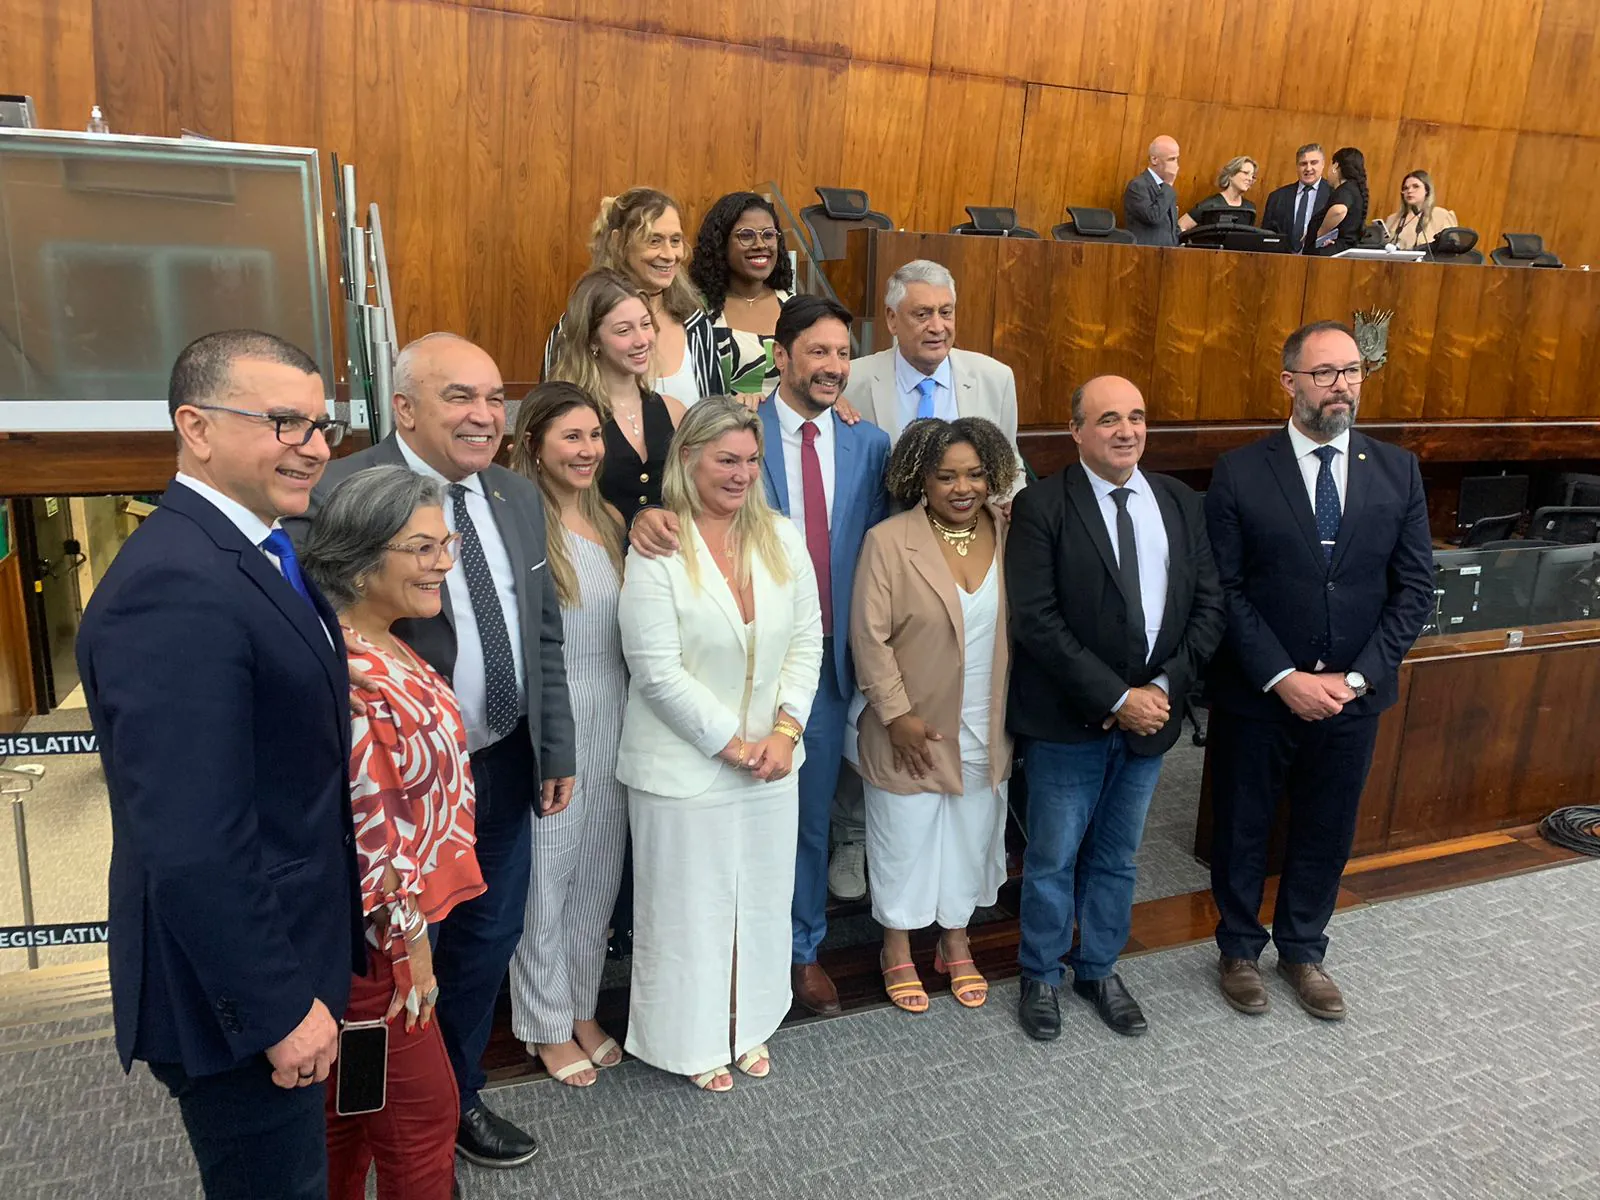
[1539,806,1600,856]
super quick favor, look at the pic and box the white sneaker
[828,841,867,901]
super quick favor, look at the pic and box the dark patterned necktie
[1313,445,1342,564]
[449,483,519,737]
[1111,487,1146,661]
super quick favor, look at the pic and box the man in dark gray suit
[291,332,574,1170]
[1122,135,1182,247]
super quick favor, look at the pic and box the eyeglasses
[192,404,349,447]
[385,533,462,569]
[1289,366,1364,388]
[731,228,780,248]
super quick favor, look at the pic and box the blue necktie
[1313,445,1342,564]
[915,377,936,421]
[259,529,316,610]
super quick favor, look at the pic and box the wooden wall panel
[836,61,929,231]
[1211,0,1295,110]
[0,0,96,130]
[767,1,937,67]
[907,73,1024,233]
[1500,134,1600,269]
[755,53,849,213]
[1012,85,1129,231]
[1520,0,1600,138]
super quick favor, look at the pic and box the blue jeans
[1017,733,1164,986]
[792,642,847,964]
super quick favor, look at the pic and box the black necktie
[1293,185,1311,251]
[450,482,519,737]
[1111,487,1146,661]
[1313,445,1342,564]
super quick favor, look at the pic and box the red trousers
[325,950,458,1200]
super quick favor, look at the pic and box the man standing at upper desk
[1261,143,1332,253]
[1122,135,1182,247]
[293,332,576,1171]
[1203,320,1433,1021]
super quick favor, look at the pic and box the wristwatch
[1343,671,1369,698]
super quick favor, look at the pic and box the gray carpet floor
[3,860,1595,1200]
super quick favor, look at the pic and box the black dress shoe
[1072,972,1148,1037]
[456,1102,538,1168]
[1017,978,1061,1041]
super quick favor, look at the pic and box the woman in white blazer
[616,396,823,1092]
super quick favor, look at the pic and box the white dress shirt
[1084,465,1171,706]
[893,346,956,429]
[774,393,836,543]
[397,436,527,751]
[1262,420,1352,692]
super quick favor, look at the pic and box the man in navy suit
[1261,144,1333,253]
[1204,320,1433,1022]
[631,295,890,1014]
[77,331,363,1199]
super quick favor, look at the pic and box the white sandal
[734,1044,771,1078]
[689,1066,733,1092]
[548,1056,596,1087]
[589,1036,622,1068]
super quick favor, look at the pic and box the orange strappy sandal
[933,939,989,1009]
[880,950,929,1014]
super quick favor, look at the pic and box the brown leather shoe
[1277,960,1346,1021]
[1219,956,1270,1015]
[791,962,841,1015]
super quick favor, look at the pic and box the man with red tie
[761,295,891,1014]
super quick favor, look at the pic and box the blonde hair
[1399,169,1438,237]
[1217,155,1258,192]
[662,396,789,593]
[509,381,623,607]
[589,188,704,324]
[548,268,654,421]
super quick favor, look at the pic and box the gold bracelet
[773,719,802,744]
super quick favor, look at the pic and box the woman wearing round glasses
[690,193,796,402]
[302,464,483,1200]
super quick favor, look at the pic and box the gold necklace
[929,513,979,556]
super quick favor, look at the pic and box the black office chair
[1423,226,1484,265]
[1459,513,1522,547]
[1357,220,1389,249]
[1490,232,1563,269]
[1529,506,1600,544]
[1555,472,1600,508]
[1051,206,1136,244]
[1179,223,1289,252]
[949,205,1039,238]
[1457,473,1529,533]
[797,187,894,262]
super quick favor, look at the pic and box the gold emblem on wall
[1353,309,1394,375]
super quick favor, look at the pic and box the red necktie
[800,421,833,635]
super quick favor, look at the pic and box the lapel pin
[492,489,505,500]
[1357,453,1366,461]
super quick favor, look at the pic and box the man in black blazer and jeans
[1008,375,1225,1040]
[1204,321,1433,1021]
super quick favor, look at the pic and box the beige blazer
[849,505,1012,796]
[1384,206,1458,250]
[844,346,1027,496]
[616,518,823,799]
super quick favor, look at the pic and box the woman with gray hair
[301,464,483,1200]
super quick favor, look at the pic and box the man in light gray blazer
[288,332,574,1172]
[843,259,1027,493]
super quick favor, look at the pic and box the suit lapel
[907,506,963,641]
[1329,432,1372,573]
[759,396,788,514]
[828,412,856,557]
[236,542,344,699]
[693,532,749,649]
[1066,466,1134,609]
[949,349,976,420]
[871,360,901,439]
[481,470,529,630]
[1264,430,1326,569]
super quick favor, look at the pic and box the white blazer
[844,346,1027,494]
[616,518,824,799]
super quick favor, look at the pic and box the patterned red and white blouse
[346,626,485,991]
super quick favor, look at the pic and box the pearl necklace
[929,513,979,556]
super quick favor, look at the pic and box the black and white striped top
[543,308,727,399]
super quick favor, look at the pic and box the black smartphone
[334,1019,388,1116]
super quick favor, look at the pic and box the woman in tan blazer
[1384,170,1458,250]
[850,417,1018,1015]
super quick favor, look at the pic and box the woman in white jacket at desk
[616,396,823,1092]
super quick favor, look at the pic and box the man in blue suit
[631,295,890,1014]
[1204,320,1433,1023]
[77,331,364,1199]
[760,295,890,1013]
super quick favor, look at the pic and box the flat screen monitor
[1426,548,1538,635]
[1528,545,1600,625]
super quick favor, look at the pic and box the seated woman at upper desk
[1383,170,1458,250]
[1178,156,1258,232]
[1310,146,1369,255]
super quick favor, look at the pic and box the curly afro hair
[689,192,796,315]
[884,417,1017,507]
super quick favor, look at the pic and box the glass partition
[0,128,332,431]
[1418,542,1600,640]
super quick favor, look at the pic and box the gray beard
[1298,397,1356,439]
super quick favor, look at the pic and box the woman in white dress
[849,417,1018,1014]
[616,396,823,1091]
[506,382,629,1087]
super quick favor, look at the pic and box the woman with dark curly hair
[690,192,797,402]
[849,417,1016,1015]
[1311,147,1369,255]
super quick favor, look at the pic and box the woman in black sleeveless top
[547,269,688,524]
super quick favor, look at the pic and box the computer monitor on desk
[1425,548,1538,635]
[1178,224,1288,252]
[1528,545,1600,625]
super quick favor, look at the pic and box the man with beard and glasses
[634,295,891,1014]
[1203,321,1432,1023]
